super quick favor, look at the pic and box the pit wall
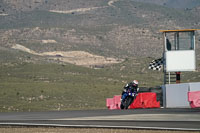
[162,82,200,108]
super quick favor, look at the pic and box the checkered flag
[148,58,163,71]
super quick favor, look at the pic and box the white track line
[0,123,199,131]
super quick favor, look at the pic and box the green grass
[0,62,121,112]
[0,54,200,112]
[0,56,164,112]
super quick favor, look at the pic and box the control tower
[161,29,200,108]
[160,29,197,84]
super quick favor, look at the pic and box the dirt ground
[11,44,122,67]
[0,127,199,133]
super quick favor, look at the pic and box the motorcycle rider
[121,80,139,101]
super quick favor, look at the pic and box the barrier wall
[129,92,160,109]
[162,82,200,108]
[188,91,200,108]
[106,95,121,110]
[106,93,160,110]
[189,82,200,91]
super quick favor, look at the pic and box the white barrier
[162,82,200,108]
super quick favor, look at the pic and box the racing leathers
[121,82,139,101]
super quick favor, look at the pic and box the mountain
[132,0,200,9]
[0,0,200,59]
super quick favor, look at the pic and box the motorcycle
[120,89,136,109]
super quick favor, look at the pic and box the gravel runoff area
[0,128,200,133]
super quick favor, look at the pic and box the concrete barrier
[162,82,200,108]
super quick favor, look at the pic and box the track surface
[0,108,200,131]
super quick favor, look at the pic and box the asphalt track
[0,108,200,131]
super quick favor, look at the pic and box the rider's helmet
[132,80,138,88]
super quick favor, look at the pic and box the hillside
[132,0,200,9]
[0,0,200,112]
[1,0,200,58]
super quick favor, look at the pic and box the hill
[1,0,200,58]
[132,0,200,9]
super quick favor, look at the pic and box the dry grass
[0,128,199,133]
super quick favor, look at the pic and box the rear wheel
[120,103,125,109]
[124,97,133,109]
[121,97,133,110]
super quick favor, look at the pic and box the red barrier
[106,93,160,110]
[113,95,121,109]
[129,92,160,109]
[106,98,115,110]
[188,91,200,108]
[106,95,121,110]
